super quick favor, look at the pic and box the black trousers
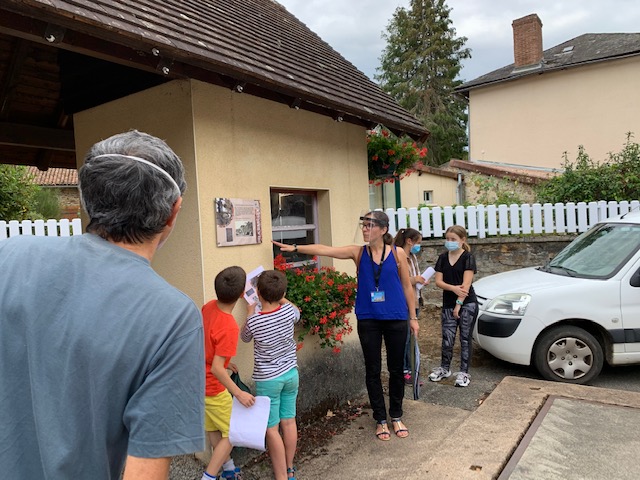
[357,319,408,422]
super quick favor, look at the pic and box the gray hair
[79,130,186,243]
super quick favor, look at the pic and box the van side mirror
[631,268,640,287]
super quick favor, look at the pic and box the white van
[472,209,640,384]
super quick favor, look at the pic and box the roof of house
[0,0,426,172]
[441,159,559,185]
[28,167,78,186]
[457,33,640,94]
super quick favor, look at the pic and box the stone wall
[417,234,577,306]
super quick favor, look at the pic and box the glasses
[360,222,376,230]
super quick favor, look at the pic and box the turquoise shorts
[256,368,299,428]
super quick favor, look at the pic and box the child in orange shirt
[202,266,255,480]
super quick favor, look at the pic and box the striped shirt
[241,302,301,381]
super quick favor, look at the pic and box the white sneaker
[455,372,470,387]
[428,367,452,382]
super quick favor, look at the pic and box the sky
[276,0,640,82]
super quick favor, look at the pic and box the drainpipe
[394,180,402,208]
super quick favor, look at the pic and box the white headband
[93,154,181,196]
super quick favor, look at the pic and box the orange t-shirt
[202,299,240,397]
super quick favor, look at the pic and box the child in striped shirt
[241,270,301,480]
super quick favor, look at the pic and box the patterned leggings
[440,303,479,373]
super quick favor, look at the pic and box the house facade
[0,0,427,416]
[457,13,640,169]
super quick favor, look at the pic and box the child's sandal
[287,466,297,479]
[391,418,409,438]
[375,420,391,441]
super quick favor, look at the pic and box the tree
[376,0,470,166]
[0,165,50,220]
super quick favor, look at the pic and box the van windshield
[544,223,640,278]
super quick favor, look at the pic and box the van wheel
[534,326,603,384]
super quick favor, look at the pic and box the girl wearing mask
[429,225,478,387]
[393,228,428,384]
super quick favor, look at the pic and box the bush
[33,188,61,219]
[537,133,640,203]
[274,254,357,352]
[0,165,40,220]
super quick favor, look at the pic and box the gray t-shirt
[0,234,205,478]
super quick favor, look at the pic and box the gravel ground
[169,304,510,479]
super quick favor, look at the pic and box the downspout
[456,173,464,205]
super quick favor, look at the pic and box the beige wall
[74,80,204,304]
[468,57,640,168]
[369,173,458,210]
[399,172,459,208]
[74,79,370,373]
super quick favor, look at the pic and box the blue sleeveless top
[355,245,409,320]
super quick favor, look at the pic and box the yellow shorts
[204,389,232,437]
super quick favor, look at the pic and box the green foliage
[0,165,40,220]
[376,0,471,166]
[537,133,640,203]
[34,188,61,219]
[274,254,357,353]
[367,126,428,185]
[471,174,528,206]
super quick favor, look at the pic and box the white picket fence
[0,218,83,241]
[386,200,640,238]
[3,200,639,241]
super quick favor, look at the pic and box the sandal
[375,420,391,441]
[391,418,409,438]
[287,466,297,479]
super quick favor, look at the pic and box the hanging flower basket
[367,126,428,185]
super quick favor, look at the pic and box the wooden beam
[0,123,75,151]
[0,38,29,119]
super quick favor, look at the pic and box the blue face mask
[444,240,460,251]
[410,244,421,254]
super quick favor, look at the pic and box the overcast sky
[276,0,640,82]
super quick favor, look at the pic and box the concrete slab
[414,377,640,479]
[500,396,640,480]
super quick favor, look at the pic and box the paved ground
[170,305,640,479]
[173,377,640,479]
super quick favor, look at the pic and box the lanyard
[368,244,386,291]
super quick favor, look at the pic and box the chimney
[512,14,543,68]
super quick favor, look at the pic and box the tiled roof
[457,33,640,93]
[7,0,426,138]
[443,159,559,185]
[28,167,78,186]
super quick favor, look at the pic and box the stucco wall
[73,79,369,415]
[468,57,640,168]
[399,171,459,208]
[417,234,576,306]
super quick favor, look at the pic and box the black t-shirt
[435,250,478,308]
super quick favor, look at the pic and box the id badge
[371,290,386,303]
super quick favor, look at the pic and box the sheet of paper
[417,266,435,290]
[229,395,270,451]
[244,266,265,305]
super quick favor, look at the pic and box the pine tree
[376,0,470,166]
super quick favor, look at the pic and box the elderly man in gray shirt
[0,131,205,479]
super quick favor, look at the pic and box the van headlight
[485,293,531,316]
